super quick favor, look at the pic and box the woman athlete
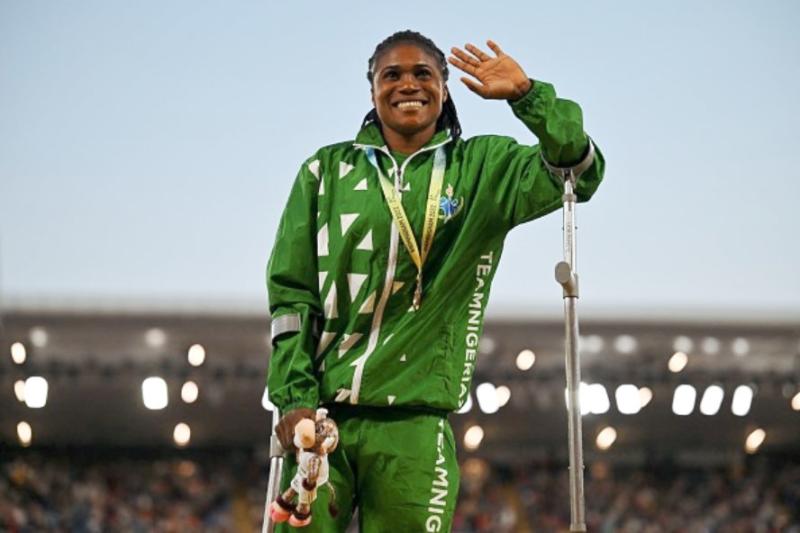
[267,30,605,532]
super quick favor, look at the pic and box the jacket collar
[354,121,451,151]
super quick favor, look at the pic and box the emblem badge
[439,184,464,222]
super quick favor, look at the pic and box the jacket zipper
[348,137,452,404]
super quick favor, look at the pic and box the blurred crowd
[0,450,244,532]
[2,449,799,532]
[455,459,800,532]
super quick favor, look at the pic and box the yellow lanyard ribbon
[366,146,446,310]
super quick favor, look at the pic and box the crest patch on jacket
[438,183,464,222]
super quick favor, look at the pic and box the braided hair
[362,30,462,140]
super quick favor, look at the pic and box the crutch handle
[555,261,579,298]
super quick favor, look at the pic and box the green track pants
[275,406,460,532]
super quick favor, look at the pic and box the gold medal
[413,272,423,310]
[366,145,447,311]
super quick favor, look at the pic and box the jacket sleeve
[469,79,605,229]
[266,157,322,413]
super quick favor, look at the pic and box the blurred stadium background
[3,2,800,531]
[2,303,798,531]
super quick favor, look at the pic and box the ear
[443,84,449,103]
[370,86,376,107]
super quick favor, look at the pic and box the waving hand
[448,40,532,100]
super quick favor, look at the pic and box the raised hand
[448,40,531,101]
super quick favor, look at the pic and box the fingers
[464,43,491,62]
[449,47,480,69]
[447,54,476,76]
[448,41,504,75]
[460,76,488,98]
[277,420,293,450]
[486,39,505,56]
[277,416,298,449]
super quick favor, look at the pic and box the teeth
[397,101,423,109]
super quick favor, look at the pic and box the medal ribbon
[366,146,446,310]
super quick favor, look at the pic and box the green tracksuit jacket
[267,80,605,415]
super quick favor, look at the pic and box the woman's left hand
[448,40,531,101]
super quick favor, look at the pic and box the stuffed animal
[270,408,339,527]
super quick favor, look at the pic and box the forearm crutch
[262,407,283,533]
[547,140,595,533]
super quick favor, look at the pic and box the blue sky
[1,1,798,317]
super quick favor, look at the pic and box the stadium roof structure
[1,307,799,464]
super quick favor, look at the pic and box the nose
[398,72,420,92]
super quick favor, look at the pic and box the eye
[383,70,399,80]
[416,68,432,79]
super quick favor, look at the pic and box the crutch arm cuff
[541,137,596,180]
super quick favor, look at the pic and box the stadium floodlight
[145,328,167,348]
[614,334,637,354]
[792,392,800,411]
[463,425,484,451]
[701,337,720,355]
[699,385,725,415]
[745,428,765,454]
[672,384,697,415]
[565,382,609,415]
[29,327,48,348]
[582,334,604,354]
[456,393,473,414]
[24,377,48,408]
[672,335,694,353]
[731,385,754,416]
[495,385,511,408]
[595,426,617,450]
[565,382,585,414]
[10,342,26,364]
[516,349,535,371]
[261,386,275,411]
[181,381,199,404]
[14,380,26,402]
[587,384,610,414]
[142,377,168,410]
[615,384,641,415]
[187,344,206,366]
[17,421,32,447]
[668,351,688,373]
[478,336,496,355]
[639,387,653,408]
[173,423,191,447]
[476,382,499,414]
[731,337,750,356]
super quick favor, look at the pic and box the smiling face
[371,43,447,140]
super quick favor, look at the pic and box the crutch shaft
[556,177,586,532]
[564,296,585,531]
[262,407,284,533]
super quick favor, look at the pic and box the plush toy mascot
[270,408,339,527]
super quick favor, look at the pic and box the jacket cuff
[280,401,318,413]
[508,79,554,123]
